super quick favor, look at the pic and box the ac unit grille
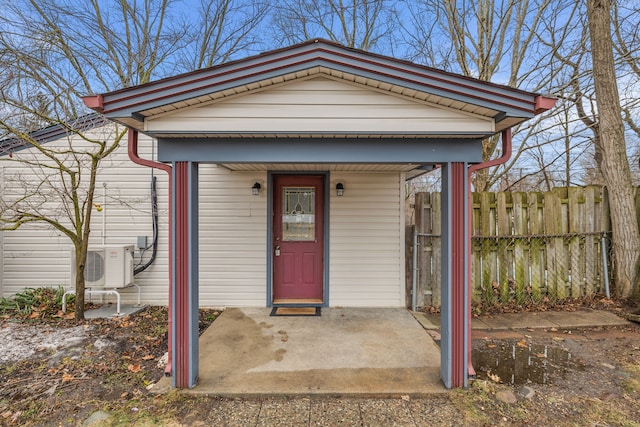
[85,250,105,282]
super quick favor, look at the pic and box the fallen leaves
[53,310,75,320]
[487,370,501,383]
[468,294,623,317]
[128,364,142,373]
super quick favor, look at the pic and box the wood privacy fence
[408,186,616,308]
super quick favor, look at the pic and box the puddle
[472,341,583,384]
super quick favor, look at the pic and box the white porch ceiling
[220,163,424,172]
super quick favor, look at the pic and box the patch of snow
[0,322,93,364]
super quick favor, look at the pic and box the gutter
[83,92,175,375]
[82,94,104,112]
[465,94,555,377]
[466,128,512,377]
[127,129,174,376]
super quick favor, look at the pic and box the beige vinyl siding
[146,77,494,134]
[198,167,267,307]
[0,126,269,307]
[1,126,406,309]
[329,173,404,307]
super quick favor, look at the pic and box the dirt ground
[1,305,639,426]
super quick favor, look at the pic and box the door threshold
[273,298,323,306]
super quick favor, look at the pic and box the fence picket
[568,187,584,298]
[497,192,511,303]
[528,192,544,302]
[512,192,528,304]
[479,192,496,304]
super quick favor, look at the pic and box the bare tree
[612,3,640,138]
[0,116,125,318]
[179,0,271,69]
[269,0,399,50]
[404,0,561,190]
[587,0,640,299]
[0,0,266,319]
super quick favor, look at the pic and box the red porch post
[440,161,469,388]
[171,161,199,388]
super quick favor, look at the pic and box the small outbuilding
[78,39,554,389]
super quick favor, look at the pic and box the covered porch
[84,39,555,390]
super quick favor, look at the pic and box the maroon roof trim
[89,40,550,119]
[98,55,533,116]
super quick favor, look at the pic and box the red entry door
[273,175,324,302]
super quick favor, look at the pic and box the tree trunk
[74,242,86,321]
[587,0,640,298]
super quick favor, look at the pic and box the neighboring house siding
[0,126,171,305]
[329,173,404,307]
[146,77,494,135]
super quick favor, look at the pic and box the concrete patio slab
[542,309,629,328]
[412,308,629,332]
[84,304,148,319]
[411,312,440,330]
[475,312,558,330]
[157,307,445,396]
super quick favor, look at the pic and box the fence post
[432,193,442,307]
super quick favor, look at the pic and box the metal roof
[0,113,108,156]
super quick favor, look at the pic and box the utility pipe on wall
[102,183,107,246]
[127,129,174,376]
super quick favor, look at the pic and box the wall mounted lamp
[336,182,344,197]
[252,182,262,196]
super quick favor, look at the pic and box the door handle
[275,246,280,257]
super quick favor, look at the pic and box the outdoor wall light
[336,182,344,196]
[252,182,262,196]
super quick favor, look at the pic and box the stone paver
[256,399,311,427]
[197,397,467,427]
[309,399,362,426]
[206,399,262,426]
[359,399,416,426]
[407,397,462,427]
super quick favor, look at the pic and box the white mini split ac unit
[70,245,135,288]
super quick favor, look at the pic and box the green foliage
[0,287,72,317]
